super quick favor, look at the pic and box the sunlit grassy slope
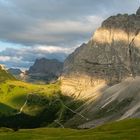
[0,67,84,128]
[0,77,83,128]
[0,119,139,140]
[0,69,140,140]
[0,67,15,82]
[0,80,60,116]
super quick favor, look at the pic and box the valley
[0,3,140,140]
[0,77,84,129]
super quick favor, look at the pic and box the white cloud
[0,45,77,69]
[0,0,138,69]
[0,0,138,46]
[0,56,10,62]
[35,45,76,54]
[0,56,21,62]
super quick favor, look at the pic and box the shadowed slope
[64,76,140,128]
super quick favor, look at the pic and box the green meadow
[0,119,139,140]
[0,76,83,129]
[0,80,60,116]
[0,69,140,140]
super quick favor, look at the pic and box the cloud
[0,45,76,69]
[35,46,75,54]
[37,16,103,34]
[0,55,21,62]
[0,0,138,46]
[0,0,139,68]
[0,15,103,46]
[0,56,11,62]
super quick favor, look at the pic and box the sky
[0,0,139,69]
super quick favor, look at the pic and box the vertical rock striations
[61,8,140,128]
[61,8,140,99]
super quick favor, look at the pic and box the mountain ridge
[25,58,63,83]
[61,7,140,128]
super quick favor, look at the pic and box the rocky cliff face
[27,58,63,83]
[61,8,140,128]
[8,68,23,75]
[62,9,140,98]
[64,77,140,128]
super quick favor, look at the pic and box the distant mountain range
[8,58,63,84]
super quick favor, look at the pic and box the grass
[0,69,139,139]
[0,69,84,128]
[0,80,60,116]
[0,119,139,140]
[0,68,15,82]
[0,79,83,128]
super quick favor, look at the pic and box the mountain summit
[27,58,63,83]
[61,8,140,128]
[62,7,140,89]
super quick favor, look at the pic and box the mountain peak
[27,58,63,83]
[8,68,23,75]
[136,7,140,15]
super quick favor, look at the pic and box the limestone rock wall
[61,12,140,99]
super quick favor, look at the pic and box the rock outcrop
[27,58,63,83]
[64,76,140,128]
[61,8,140,128]
[8,68,23,76]
[62,8,140,98]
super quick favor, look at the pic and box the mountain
[8,68,23,76]
[0,62,81,129]
[61,8,140,128]
[0,65,15,82]
[26,58,63,83]
[8,68,23,79]
[0,7,140,132]
[8,68,27,82]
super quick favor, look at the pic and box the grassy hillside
[0,68,139,140]
[0,80,60,115]
[0,119,139,140]
[0,66,15,82]
[0,77,83,128]
[0,66,84,128]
